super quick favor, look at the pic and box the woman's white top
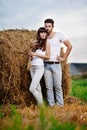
[31,49,45,66]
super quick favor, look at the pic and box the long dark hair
[36,27,48,51]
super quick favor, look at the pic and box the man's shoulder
[56,32,66,39]
[56,31,64,35]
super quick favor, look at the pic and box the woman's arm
[29,42,50,60]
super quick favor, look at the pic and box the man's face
[44,23,54,34]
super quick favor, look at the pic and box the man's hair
[44,18,54,26]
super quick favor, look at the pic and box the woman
[28,27,50,105]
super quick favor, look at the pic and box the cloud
[69,35,87,63]
[0,0,87,32]
[0,0,87,62]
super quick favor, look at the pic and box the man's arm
[57,39,72,62]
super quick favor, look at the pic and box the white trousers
[29,65,44,105]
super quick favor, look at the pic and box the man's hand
[56,55,65,62]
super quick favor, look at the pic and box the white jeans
[29,65,44,105]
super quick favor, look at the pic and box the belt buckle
[53,61,56,64]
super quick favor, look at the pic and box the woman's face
[40,32,47,39]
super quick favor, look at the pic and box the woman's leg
[29,66,44,105]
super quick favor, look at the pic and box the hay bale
[0,29,36,106]
[64,96,81,104]
[60,47,71,98]
[0,29,71,106]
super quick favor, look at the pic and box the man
[44,18,72,106]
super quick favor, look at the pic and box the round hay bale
[60,47,71,98]
[0,29,36,106]
[0,29,71,106]
[64,96,82,104]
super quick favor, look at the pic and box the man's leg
[44,64,55,106]
[52,64,64,106]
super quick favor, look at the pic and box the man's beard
[47,30,52,35]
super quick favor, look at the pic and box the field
[0,77,87,130]
[71,78,87,102]
[0,30,87,130]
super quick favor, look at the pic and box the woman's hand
[28,51,35,57]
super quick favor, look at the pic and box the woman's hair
[36,27,48,51]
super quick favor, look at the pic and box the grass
[71,78,87,102]
[0,103,87,130]
[0,77,87,130]
[0,104,79,130]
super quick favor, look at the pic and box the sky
[0,0,87,63]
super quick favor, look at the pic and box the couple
[28,18,72,107]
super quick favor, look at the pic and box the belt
[44,61,59,64]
